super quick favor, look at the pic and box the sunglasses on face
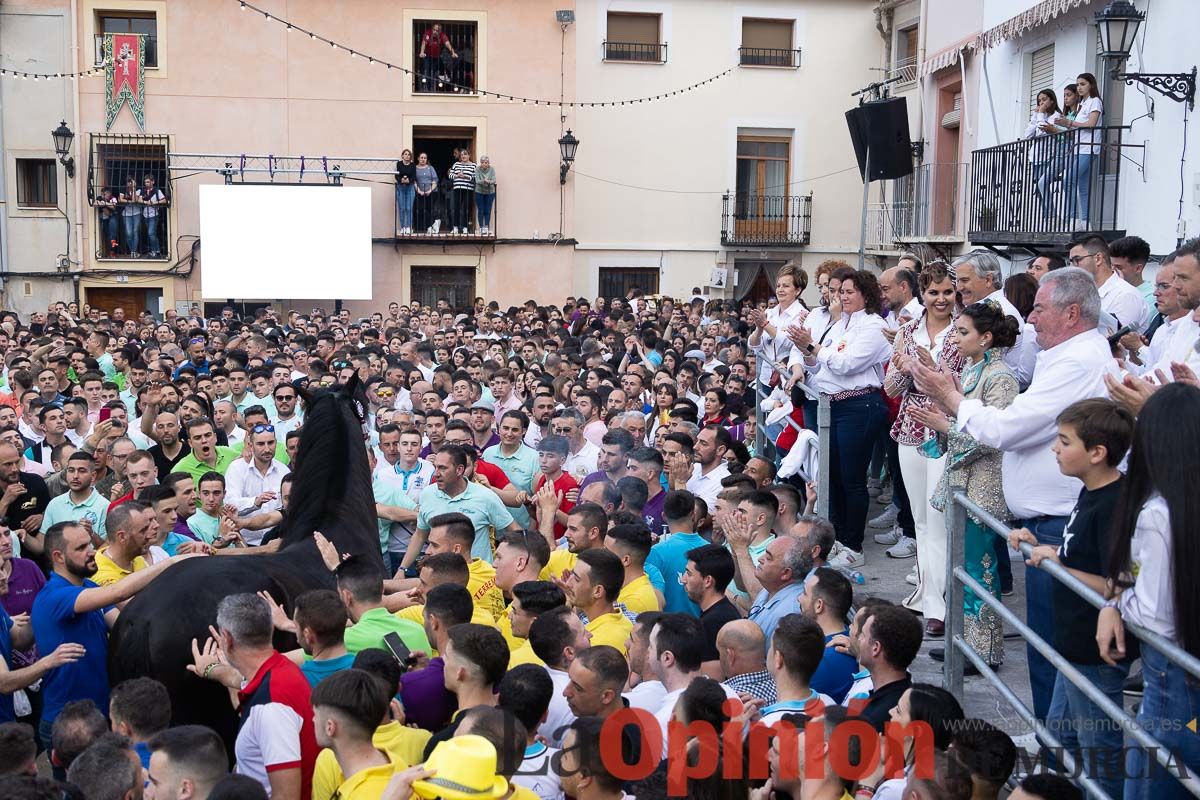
[252,424,275,434]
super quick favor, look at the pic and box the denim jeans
[1048,660,1130,799]
[828,392,888,551]
[1015,515,1066,722]
[1066,152,1095,224]
[396,183,415,230]
[145,215,160,255]
[475,192,495,229]
[122,213,140,255]
[1125,643,1200,799]
[101,215,119,254]
[994,531,1013,593]
[420,55,439,90]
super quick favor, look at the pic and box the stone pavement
[856,495,1036,740]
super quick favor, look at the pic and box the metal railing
[943,491,1200,800]
[721,192,812,246]
[603,41,667,63]
[968,126,1132,246]
[412,21,477,94]
[869,162,969,249]
[94,34,158,68]
[739,47,802,68]
[752,352,830,521]
[887,56,918,87]
[396,186,498,240]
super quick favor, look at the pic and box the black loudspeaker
[845,97,914,181]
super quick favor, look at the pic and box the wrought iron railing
[739,47,801,68]
[968,126,1128,245]
[396,182,497,241]
[721,192,812,246]
[603,41,667,63]
[887,55,918,86]
[88,133,172,261]
[412,21,477,94]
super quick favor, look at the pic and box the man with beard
[0,441,49,557]
[31,521,193,747]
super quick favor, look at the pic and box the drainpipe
[0,70,10,301]
[70,0,84,286]
[915,0,929,149]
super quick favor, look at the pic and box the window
[893,25,919,84]
[95,12,158,68]
[599,268,659,300]
[16,159,58,208]
[1029,44,1055,113]
[87,134,171,260]
[412,267,477,310]
[740,18,798,67]
[413,20,478,94]
[604,12,665,63]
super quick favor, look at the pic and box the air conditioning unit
[556,10,575,24]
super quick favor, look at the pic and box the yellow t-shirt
[311,722,431,800]
[468,558,506,621]
[510,784,540,800]
[508,640,544,668]
[585,609,633,656]
[92,547,148,587]
[497,608,524,652]
[617,573,660,615]
[538,548,577,582]
[395,603,495,629]
[328,763,395,800]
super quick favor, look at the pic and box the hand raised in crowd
[1171,360,1200,388]
[1,480,26,506]
[44,642,87,668]
[109,482,126,501]
[1104,371,1157,415]
[313,531,349,572]
[534,481,562,514]
[882,326,898,345]
[785,324,812,351]
[258,590,297,634]
[722,508,751,550]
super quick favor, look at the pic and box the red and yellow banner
[104,32,146,130]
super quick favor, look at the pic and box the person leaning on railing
[1026,88,1066,217]
[1097,382,1200,800]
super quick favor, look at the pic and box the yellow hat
[413,735,509,800]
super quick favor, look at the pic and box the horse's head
[276,375,380,566]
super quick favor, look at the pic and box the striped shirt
[449,161,477,190]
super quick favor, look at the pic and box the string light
[232,0,731,108]
[0,62,105,80]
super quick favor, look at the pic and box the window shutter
[1029,44,1055,113]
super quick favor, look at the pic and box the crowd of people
[0,230,1197,800]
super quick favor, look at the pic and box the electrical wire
[233,0,730,108]
[570,165,861,195]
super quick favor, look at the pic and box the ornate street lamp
[51,120,75,178]
[558,129,579,184]
[1096,1,1195,109]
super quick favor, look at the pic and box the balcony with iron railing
[603,41,667,63]
[867,162,969,250]
[721,192,812,247]
[395,185,497,241]
[968,126,1133,247]
[887,55,918,88]
[738,47,801,68]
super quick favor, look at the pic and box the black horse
[108,377,383,749]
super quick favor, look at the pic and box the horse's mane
[276,377,380,565]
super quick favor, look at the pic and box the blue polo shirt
[645,531,707,616]
[416,482,515,563]
[811,629,859,703]
[32,573,116,723]
[0,606,14,722]
[482,443,539,529]
[748,582,806,650]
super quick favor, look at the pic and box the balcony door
[735,136,790,240]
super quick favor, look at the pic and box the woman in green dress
[911,300,1021,667]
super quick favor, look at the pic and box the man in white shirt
[212,399,244,447]
[553,409,599,483]
[954,251,1036,387]
[223,424,289,545]
[685,426,732,513]
[1070,235,1150,333]
[270,384,303,442]
[914,266,1116,724]
[878,264,922,338]
[644,614,738,751]
[1123,259,1189,374]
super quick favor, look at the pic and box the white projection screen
[199,184,373,299]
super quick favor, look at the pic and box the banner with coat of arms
[105,32,146,130]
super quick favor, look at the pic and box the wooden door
[86,287,145,317]
[735,137,790,240]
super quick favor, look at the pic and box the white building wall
[572,0,881,300]
[0,5,80,314]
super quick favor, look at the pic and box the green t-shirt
[174,447,241,488]
[187,510,221,544]
[373,478,417,555]
[344,607,430,655]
